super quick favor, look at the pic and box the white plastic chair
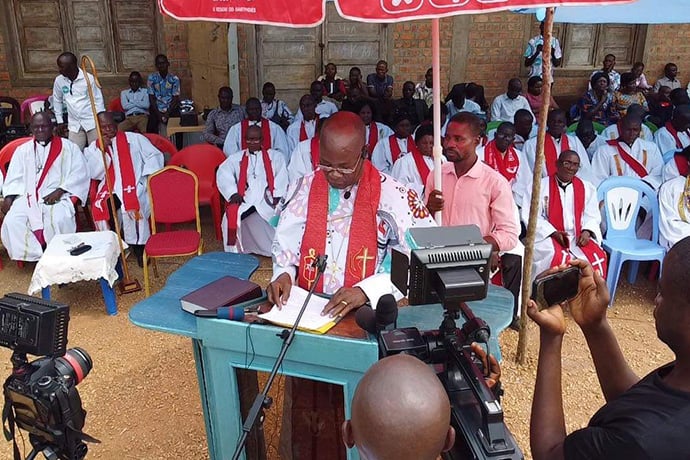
[597,176,665,305]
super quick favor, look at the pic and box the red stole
[367,123,379,154]
[388,135,414,163]
[225,149,275,245]
[309,137,320,170]
[548,176,607,278]
[92,132,141,223]
[299,118,318,143]
[606,140,648,178]
[544,134,570,177]
[665,122,686,149]
[35,137,63,194]
[674,154,689,177]
[484,140,519,183]
[411,149,430,186]
[241,119,272,150]
[297,161,381,292]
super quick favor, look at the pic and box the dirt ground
[0,213,672,459]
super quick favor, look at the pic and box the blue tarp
[517,1,690,24]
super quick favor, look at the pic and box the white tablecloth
[29,231,128,294]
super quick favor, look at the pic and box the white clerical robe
[390,153,435,200]
[523,176,603,280]
[84,132,164,245]
[659,176,690,250]
[217,148,288,256]
[662,157,687,182]
[603,123,654,143]
[287,139,318,184]
[272,171,436,306]
[654,126,690,157]
[523,133,594,184]
[366,122,394,147]
[1,138,88,261]
[222,119,290,162]
[584,135,607,162]
[371,136,415,174]
[477,144,532,209]
[286,118,318,154]
[590,138,664,189]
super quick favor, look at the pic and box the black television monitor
[391,225,492,306]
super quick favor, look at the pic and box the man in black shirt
[527,236,690,460]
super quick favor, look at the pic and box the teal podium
[129,252,514,460]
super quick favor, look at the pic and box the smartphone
[531,266,580,310]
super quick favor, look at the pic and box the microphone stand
[231,254,328,460]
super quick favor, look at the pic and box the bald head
[343,354,454,460]
[319,111,366,189]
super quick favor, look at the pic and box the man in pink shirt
[426,112,521,327]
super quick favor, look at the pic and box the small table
[129,252,514,460]
[29,231,126,315]
[165,117,204,141]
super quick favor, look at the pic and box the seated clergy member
[1,112,89,261]
[490,78,533,123]
[294,80,339,121]
[218,125,288,256]
[591,114,663,190]
[524,150,607,280]
[286,94,319,153]
[523,109,593,183]
[371,111,416,174]
[425,112,521,322]
[663,145,690,182]
[84,112,164,267]
[358,101,393,156]
[391,123,435,199]
[576,118,607,162]
[202,86,246,149]
[659,175,690,250]
[478,121,531,209]
[287,121,324,183]
[269,111,435,459]
[602,104,653,142]
[223,97,289,161]
[654,104,690,156]
[512,108,536,151]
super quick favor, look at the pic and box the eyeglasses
[560,160,581,170]
[318,156,362,176]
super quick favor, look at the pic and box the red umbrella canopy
[159,0,633,26]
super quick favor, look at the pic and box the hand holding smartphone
[531,266,581,310]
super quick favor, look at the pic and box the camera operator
[527,237,690,460]
[342,344,500,460]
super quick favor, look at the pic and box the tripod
[25,434,87,460]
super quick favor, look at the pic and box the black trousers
[500,253,522,318]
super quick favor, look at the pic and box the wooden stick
[80,55,140,293]
[516,8,554,364]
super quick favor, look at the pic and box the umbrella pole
[516,7,555,364]
[80,56,142,295]
[432,18,443,225]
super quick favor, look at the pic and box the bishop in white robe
[223,98,289,162]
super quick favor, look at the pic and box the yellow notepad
[258,286,337,334]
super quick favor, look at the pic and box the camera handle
[231,254,329,460]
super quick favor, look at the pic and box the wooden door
[188,23,230,110]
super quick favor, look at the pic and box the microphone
[194,306,246,321]
[355,294,398,334]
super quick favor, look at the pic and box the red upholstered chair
[142,133,178,162]
[143,166,203,296]
[169,144,226,241]
[107,97,125,113]
[0,137,31,269]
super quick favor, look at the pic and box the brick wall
[644,24,690,86]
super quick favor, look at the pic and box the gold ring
[340,300,348,306]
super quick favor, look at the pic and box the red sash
[388,135,414,163]
[665,122,684,149]
[299,118,318,143]
[309,137,320,170]
[606,140,648,178]
[367,123,379,154]
[92,132,141,223]
[548,175,607,277]
[240,119,272,150]
[297,161,381,293]
[484,140,520,183]
[35,137,63,194]
[225,149,275,245]
[674,154,689,177]
[410,145,430,185]
[544,134,570,177]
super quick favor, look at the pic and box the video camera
[0,293,98,460]
[389,225,523,460]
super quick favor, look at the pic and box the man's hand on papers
[267,273,292,308]
[321,287,367,318]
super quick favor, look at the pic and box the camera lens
[55,348,92,384]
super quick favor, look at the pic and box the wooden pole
[432,18,443,225]
[80,55,142,294]
[516,7,554,364]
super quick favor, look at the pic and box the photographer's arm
[567,259,639,401]
[527,299,567,460]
